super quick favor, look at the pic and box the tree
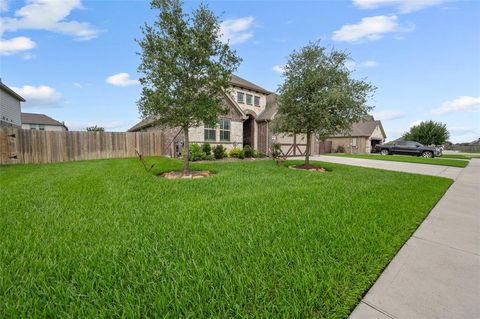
[137,0,241,173]
[403,120,449,145]
[273,42,375,166]
[86,125,105,132]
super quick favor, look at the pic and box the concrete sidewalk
[350,159,480,319]
[304,155,463,180]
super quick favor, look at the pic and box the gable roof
[333,117,386,138]
[128,91,246,132]
[0,81,26,102]
[21,113,68,130]
[256,94,278,121]
[229,75,272,95]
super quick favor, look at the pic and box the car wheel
[380,149,389,155]
[422,151,433,158]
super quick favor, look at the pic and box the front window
[254,96,260,106]
[352,138,357,147]
[246,94,253,105]
[204,124,216,141]
[38,125,45,131]
[220,119,230,141]
[237,92,244,104]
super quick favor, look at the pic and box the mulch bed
[161,170,213,180]
[288,164,326,173]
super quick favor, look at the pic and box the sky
[0,0,479,142]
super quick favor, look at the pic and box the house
[325,116,386,153]
[0,80,25,128]
[21,113,68,131]
[129,75,385,156]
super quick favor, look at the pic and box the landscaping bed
[0,157,452,317]
[325,153,469,167]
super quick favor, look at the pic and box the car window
[406,141,418,147]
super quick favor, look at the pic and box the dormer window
[254,96,260,107]
[237,92,244,104]
[246,94,253,105]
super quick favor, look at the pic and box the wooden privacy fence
[0,128,169,165]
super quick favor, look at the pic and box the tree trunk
[305,131,311,166]
[183,126,190,173]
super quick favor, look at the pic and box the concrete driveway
[295,155,478,318]
[303,155,463,180]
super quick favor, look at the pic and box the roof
[229,75,271,95]
[128,116,158,132]
[256,94,278,121]
[128,91,246,132]
[0,81,26,102]
[332,117,386,138]
[21,113,68,130]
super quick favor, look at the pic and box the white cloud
[410,120,423,128]
[346,59,378,70]
[0,36,36,55]
[272,65,285,74]
[23,52,35,60]
[220,16,255,45]
[0,0,100,40]
[73,82,83,88]
[352,0,446,13]
[0,0,8,12]
[373,109,404,120]
[11,85,62,107]
[106,73,139,87]
[432,96,480,115]
[449,126,477,135]
[332,15,413,42]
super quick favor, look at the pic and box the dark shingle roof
[21,113,67,129]
[256,94,278,121]
[229,75,271,95]
[0,81,26,102]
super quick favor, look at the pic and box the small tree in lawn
[137,0,241,173]
[273,41,376,167]
[403,120,449,145]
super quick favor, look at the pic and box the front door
[243,115,254,146]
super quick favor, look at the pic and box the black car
[373,141,439,158]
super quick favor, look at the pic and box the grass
[440,154,480,160]
[325,153,469,168]
[0,158,452,318]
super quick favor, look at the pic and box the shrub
[213,145,226,159]
[205,154,214,161]
[271,143,282,159]
[189,143,206,161]
[243,145,254,158]
[229,147,244,159]
[336,145,345,153]
[202,143,211,156]
[256,151,267,158]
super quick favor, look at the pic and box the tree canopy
[86,125,105,132]
[137,0,241,172]
[403,120,449,145]
[273,41,375,165]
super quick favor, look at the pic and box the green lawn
[0,158,452,318]
[325,153,469,168]
[440,154,480,160]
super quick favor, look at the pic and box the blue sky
[1,0,479,142]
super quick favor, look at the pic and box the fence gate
[0,128,18,165]
[280,134,308,157]
[318,141,332,154]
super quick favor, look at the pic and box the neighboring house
[21,113,68,131]
[325,116,386,153]
[0,80,25,128]
[129,75,386,156]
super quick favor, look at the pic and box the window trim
[237,92,245,104]
[246,94,253,105]
[204,124,216,141]
[219,119,231,142]
[254,96,260,107]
